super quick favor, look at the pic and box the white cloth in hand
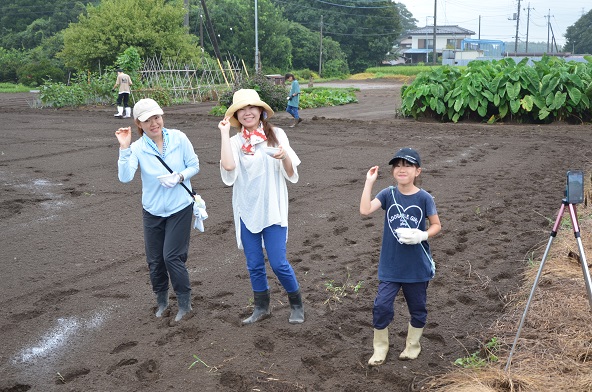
[395,228,428,245]
[193,194,208,232]
[157,172,181,188]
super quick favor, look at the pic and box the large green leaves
[400,55,592,123]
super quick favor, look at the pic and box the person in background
[285,73,302,128]
[360,147,441,365]
[115,98,199,322]
[113,68,133,119]
[217,89,305,325]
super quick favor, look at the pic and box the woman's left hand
[273,145,288,160]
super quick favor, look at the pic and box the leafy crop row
[401,55,592,124]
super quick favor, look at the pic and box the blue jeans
[240,219,299,293]
[143,204,192,295]
[372,281,428,329]
[286,105,299,120]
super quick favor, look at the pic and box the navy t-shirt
[376,186,437,283]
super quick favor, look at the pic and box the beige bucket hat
[225,89,274,128]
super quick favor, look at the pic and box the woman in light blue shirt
[116,98,199,322]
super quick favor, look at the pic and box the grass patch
[0,82,33,93]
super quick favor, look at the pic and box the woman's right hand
[218,116,231,135]
[115,126,132,149]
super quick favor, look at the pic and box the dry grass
[423,182,592,392]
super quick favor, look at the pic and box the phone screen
[567,170,584,204]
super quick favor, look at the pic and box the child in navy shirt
[360,147,441,365]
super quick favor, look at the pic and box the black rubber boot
[175,291,192,322]
[288,289,305,324]
[155,290,169,318]
[242,290,271,325]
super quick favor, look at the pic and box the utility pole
[255,0,260,72]
[184,0,189,28]
[200,14,204,48]
[432,0,437,64]
[318,15,323,77]
[478,15,481,40]
[524,3,533,53]
[200,0,222,62]
[514,0,521,53]
[546,9,553,53]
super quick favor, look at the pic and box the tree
[196,0,292,72]
[286,22,346,72]
[271,0,401,73]
[564,9,592,54]
[395,3,418,33]
[0,0,98,50]
[59,0,200,71]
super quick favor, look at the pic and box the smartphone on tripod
[566,170,584,204]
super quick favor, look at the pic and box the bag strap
[155,155,195,197]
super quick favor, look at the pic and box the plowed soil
[1,79,591,391]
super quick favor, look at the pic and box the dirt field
[1,79,591,392]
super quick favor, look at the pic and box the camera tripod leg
[567,203,592,309]
[506,201,592,372]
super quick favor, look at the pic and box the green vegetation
[401,56,592,123]
[0,83,32,93]
[454,337,500,369]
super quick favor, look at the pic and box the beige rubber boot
[399,323,424,360]
[368,327,389,366]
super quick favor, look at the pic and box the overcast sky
[396,0,589,47]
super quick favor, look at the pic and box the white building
[400,25,475,64]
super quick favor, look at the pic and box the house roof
[406,25,475,36]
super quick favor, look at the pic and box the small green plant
[323,268,364,308]
[188,355,215,371]
[454,337,500,368]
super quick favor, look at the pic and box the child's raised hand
[366,166,379,182]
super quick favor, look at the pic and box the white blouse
[220,127,300,249]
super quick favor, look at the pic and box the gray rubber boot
[287,290,305,324]
[242,290,271,325]
[155,290,169,318]
[174,292,192,322]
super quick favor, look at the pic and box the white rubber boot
[123,107,131,118]
[399,323,424,360]
[114,106,123,117]
[368,327,389,366]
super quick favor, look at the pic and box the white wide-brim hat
[225,89,274,128]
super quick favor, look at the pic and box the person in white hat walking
[217,89,305,325]
[115,98,199,322]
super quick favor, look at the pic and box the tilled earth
[1,80,591,391]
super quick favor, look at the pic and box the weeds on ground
[454,337,500,369]
[323,269,363,309]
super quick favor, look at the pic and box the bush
[322,59,349,79]
[218,73,288,113]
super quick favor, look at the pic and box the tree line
[0,0,407,86]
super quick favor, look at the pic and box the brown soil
[1,79,590,391]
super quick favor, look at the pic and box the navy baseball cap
[388,147,421,167]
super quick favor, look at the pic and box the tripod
[505,199,592,371]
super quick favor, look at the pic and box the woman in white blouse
[217,89,304,325]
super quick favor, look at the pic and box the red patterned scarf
[240,124,267,155]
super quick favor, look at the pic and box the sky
[396,0,590,47]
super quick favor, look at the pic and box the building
[400,25,475,64]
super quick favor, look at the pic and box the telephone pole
[432,0,437,64]
[319,15,323,77]
[524,3,533,53]
[514,0,521,53]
